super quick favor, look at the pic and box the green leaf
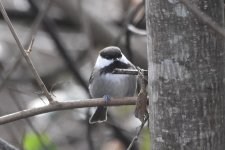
[23,132,57,150]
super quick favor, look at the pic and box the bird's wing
[89,69,94,84]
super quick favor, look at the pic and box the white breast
[89,73,136,98]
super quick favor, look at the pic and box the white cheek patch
[95,56,113,68]
[95,54,131,69]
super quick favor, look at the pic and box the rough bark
[146,0,225,150]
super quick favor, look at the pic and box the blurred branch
[85,109,95,150]
[2,126,21,149]
[0,139,19,150]
[125,1,144,61]
[54,0,118,46]
[127,24,147,35]
[0,9,75,28]
[125,29,132,61]
[107,116,138,150]
[180,0,225,38]
[28,0,89,94]
[25,0,51,47]
[0,0,54,103]
[127,116,149,150]
[8,90,49,150]
[0,57,21,92]
[0,97,137,125]
[113,0,145,62]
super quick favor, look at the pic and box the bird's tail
[89,106,108,124]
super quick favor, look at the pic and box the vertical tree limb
[146,0,225,149]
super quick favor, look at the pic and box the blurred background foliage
[23,132,57,150]
[0,0,148,149]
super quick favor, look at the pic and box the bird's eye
[105,56,111,59]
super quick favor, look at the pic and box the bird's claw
[103,95,111,105]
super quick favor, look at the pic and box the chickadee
[89,46,137,124]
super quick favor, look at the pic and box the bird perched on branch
[89,46,137,124]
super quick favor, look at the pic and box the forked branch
[0,0,54,103]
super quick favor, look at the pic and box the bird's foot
[103,95,111,105]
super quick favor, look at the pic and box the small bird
[89,46,137,124]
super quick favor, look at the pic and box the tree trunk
[146,0,225,150]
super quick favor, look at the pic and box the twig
[0,0,54,103]
[0,97,137,125]
[0,0,51,92]
[127,68,149,150]
[25,0,51,47]
[0,139,19,150]
[26,37,34,54]
[180,0,225,38]
[127,116,149,150]
[135,68,148,122]
[107,115,139,150]
[112,68,148,76]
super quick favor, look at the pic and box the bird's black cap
[100,46,122,60]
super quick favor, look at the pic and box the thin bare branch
[112,68,148,76]
[0,0,54,103]
[0,97,137,125]
[26,37,35,54]
[0,0,51,92]
[127,116,149,150]
[180,0,225,38]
